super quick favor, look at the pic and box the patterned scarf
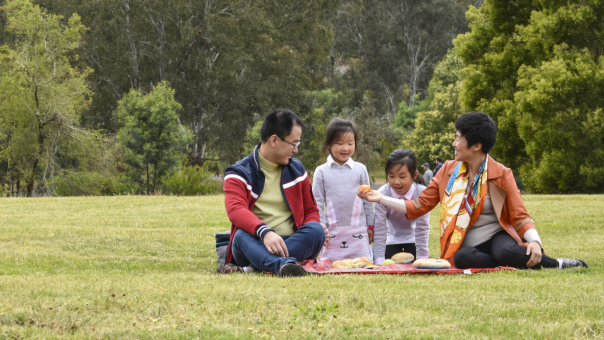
[439,156,489,263]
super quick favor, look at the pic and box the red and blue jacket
[223,145,320,264]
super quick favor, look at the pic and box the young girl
[312,118,375,262]
[366,149,430,265]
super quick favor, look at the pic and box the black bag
[215,231,231,272]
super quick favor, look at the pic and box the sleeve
[312,167,327,225]
[301,172,321,225]
[223,175,273,239]
[523,229,542,248]
[361,167,375,227]
[413,208,431,259]
[500,167,535,239]
[372,200,388,264]
[405,161,447,219]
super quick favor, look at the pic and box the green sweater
[252,153,294,236]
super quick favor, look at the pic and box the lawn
[0,195,602,339]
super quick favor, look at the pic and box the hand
[321,224,330,247]
[526,241,542,268]
[263,231,289,257]
[358,189,382,203]
[368,229,374,244]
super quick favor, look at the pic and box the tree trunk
[153,166,157,195]
[146,163,150,195]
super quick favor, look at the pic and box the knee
[454,247,476,269]
[304,222,325,243]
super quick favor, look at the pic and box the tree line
[0,0,601,196]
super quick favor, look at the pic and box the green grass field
[0,195,602,339]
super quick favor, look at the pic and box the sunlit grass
[0,195,602,339]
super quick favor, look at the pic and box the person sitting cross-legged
[220,109,329,277]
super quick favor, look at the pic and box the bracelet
[367,225,375,230]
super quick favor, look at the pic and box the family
[220,109,587,276]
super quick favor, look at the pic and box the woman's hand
[358,189,382,203]
[526,241,542,267]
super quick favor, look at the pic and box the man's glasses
[279,136,301,150]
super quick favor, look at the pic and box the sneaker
[219,263,253,274]
[278,263,308,277]
[557,258,588,269]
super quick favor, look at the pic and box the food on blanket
[381,259,395,265]
[358,185,372,193]
[413,258,451,269]
[331,256,373,268]
[391,252,415,264]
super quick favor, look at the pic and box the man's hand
[263,231,289,257]
[368,229,374,244]
[526,241,542,268]
[321,224,330,247]
[358,189,382,203]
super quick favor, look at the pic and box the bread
[331,257,372,268]
[412,258,451,269]
[391,252,415,264]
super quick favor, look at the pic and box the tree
[456,0,604,192]
[0,0,91,197]
[117,82,190,195]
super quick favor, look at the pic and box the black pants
[385,243,417,260]
[454,230,559,269]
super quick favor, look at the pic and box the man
[422,163,433,184]
[221,109,329,277]
[433,157,443,176]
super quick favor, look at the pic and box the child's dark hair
[321,118,358,156]
[385,148,423,185]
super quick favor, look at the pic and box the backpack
[215,231,231,272]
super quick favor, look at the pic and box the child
[312,118,375,262]
[363,149,430,265]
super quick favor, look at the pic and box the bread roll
[391,252,415,264]
[412,258,451,269]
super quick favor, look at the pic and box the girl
[370,149,430,265]
[312,118,375,262]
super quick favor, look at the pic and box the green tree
[0,0,91,196]
[456,0,604,192]
[117,82,191,195]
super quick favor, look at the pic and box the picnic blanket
[298,259,516,275]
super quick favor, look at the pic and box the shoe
[278,263,308,277]
[219,263,253,274]
[558,258,588,269]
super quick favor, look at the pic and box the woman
[359,112,587,269]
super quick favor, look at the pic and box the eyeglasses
[278,136,301,150]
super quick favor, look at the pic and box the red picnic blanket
[298,259,516,275]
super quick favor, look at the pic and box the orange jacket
[405,156,535,261]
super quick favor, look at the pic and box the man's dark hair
[436,157,442,163]
[260,109,304,142]
[321,118,358,156]
[455,112,497,154]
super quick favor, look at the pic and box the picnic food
[391,252,415,264]
[332,256,372,268]
[358,185,372,193]
[381,259,395,265]
[413,258,451,269]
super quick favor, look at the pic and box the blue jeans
[231,222,325,274]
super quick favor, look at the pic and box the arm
[413,211,430,259]
[223,175,272,239]
[501,167,535,240]
[312,168,327,225]
[360,168,375,228]
[301,174,321,225]
[404,161,449,219]
[372,200,388,264]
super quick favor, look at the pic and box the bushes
[163,166,220,196]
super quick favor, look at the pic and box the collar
[390,182,416,200]
[445,155,502,180]
[326,154,354,169]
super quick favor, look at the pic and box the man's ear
[269,135,278,148]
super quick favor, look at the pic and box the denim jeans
[231,221,325,274]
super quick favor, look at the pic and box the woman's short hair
[260,109,304,142]
[321,118,358,156]
[455,112,497,154]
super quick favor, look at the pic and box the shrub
[163,166,219,196]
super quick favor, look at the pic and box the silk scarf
[439,156,488,262]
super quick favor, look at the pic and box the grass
[0,195,602,339]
